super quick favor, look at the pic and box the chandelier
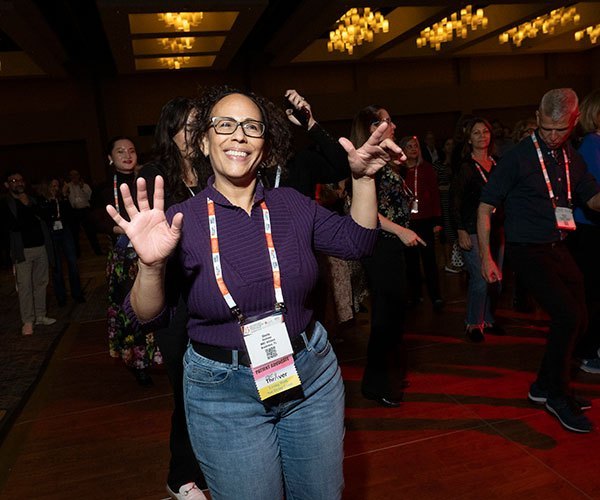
[417,5,488,51]
[327,7,389,55]
[575,24,600,44]
[160,56,191,70]
[498,7,580,47]
[158,37,195,53]
[157,12,203,32]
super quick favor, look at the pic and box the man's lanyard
[471,155,496,183]
[531,133,571,209]
[207,197,285,323]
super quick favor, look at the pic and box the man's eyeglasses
[372,117,392,127]
[210,117,266,138]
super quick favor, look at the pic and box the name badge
[53,220,63,231]
[241,312,301,401]
[555,207,576,231]
[411,199,419,214]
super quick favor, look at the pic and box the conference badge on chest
[242,312,301,401]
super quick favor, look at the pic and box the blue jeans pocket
[185,349,231,387]
[306,322,332,359]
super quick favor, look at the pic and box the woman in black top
[136,97,208,500]
[451,118,504,342]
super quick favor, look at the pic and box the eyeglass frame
[371,117,393,127]
[210,116,266,138]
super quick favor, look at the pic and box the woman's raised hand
[105,176,183,266]
[339,122,406,179]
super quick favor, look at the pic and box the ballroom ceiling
[0,0,599,78]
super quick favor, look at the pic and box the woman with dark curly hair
[107,85,400,499]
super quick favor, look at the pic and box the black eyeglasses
[210,117,266,138]
[372,117,392,127]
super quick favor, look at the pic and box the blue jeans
[461,234,504,326]
[183,321,345,500]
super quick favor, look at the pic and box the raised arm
[339,122,405,229]
[105,176,183,320]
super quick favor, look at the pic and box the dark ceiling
[1,0,599,78]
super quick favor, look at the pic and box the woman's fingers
[153,175,165,212]
[106,204,127,229]
[136,177,150,211]
[119,183,140,221]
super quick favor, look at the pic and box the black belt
[191,319,316,367]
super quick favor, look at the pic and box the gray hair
[539,88,579,121]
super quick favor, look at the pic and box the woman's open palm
[106,176,182,266]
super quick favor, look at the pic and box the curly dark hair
[190,85,293,186]
[150,97,210,203]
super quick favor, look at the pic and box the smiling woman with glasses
[210,116,266,138]
[107,85,402,499]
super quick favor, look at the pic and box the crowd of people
[2,85,600,499]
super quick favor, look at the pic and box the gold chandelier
[157,12,203,32]
[160,56,191,70]
[575,24,600,44]
[417,5,488,51]
[327,7,389,55]
[158,37,195,53]
[499,7,580,47]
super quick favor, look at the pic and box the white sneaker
[166,483,208,500]
[35,316,57,326]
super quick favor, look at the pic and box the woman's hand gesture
[339,122,406,180]
[105,176,182,267]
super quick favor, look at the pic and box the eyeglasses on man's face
[210,117,266,138]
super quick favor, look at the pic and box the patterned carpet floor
[0,252,108,442]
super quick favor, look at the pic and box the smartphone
[283,97,310,128]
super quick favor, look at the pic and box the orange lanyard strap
[531,133,571,209]
[207,197,285,323]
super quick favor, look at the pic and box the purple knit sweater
[125,178,378,349]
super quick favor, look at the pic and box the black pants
[361,237,407,399]
[155,297,206,491]
[507,242,586,399]
[567,223,600,359]
[404,218,441,303]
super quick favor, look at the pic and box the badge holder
[555,206,576,231]
[241,310,302,401]
[410,199,419,214]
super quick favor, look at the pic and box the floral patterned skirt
[106,241,162,369]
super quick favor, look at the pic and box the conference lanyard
[206,197,285,322]
[113,174,120,214]
[206,196,301,401]
[531,133,571,209]
[471,155,496,183]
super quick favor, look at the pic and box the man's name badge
[52,221,63,231]
[555,206,576,231]
[242,312,301,401]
